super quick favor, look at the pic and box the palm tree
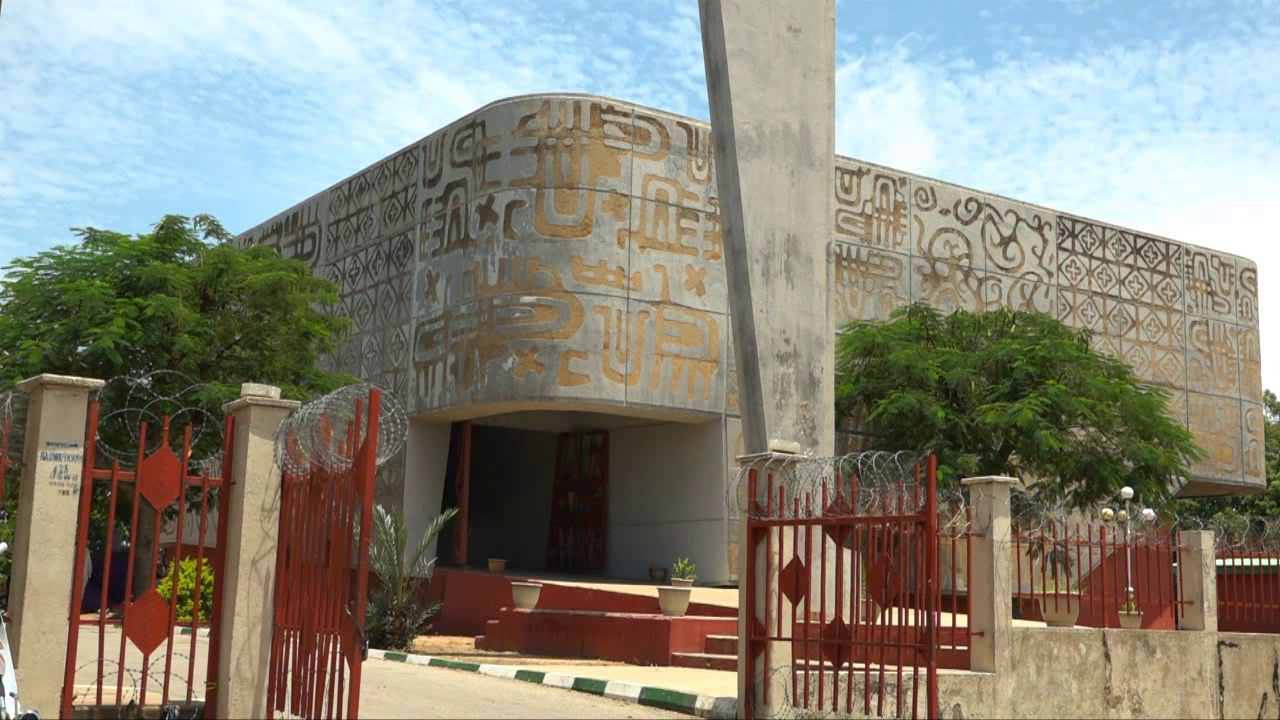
[367,504,458,651]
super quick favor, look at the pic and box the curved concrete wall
[235,92,1263,493]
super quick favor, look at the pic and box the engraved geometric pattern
[231,93,1262,491]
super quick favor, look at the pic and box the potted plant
[1037,577,1082,627]
[671,558,697,587]
[658,558,696,616]
[511,581,542,610]
[648,566,669,583]
[1118,592,1142,629]
[1028,535,1080,627]
[488,558,507,574]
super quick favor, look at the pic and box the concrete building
[235,93,1264,587]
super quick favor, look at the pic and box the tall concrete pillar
[1177,530,1217,632]
[961,476,1016,674]
[214,383,299,719]
[701,2,836,714]
[402,418,452,568]
[8,373,102,716]
[699,0,836,458]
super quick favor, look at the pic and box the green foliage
[155,556,216,623]
[835,303,1205,509]
[1179,390,1280,522]
[672,557,697,581]
[367,505,458,652]
[0,214,355,556]
[0,213,352,400]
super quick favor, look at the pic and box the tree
[0,214,354,596]
[835,302,1204,509]
[367,505,458,651]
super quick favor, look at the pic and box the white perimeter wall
[608,419,730,585]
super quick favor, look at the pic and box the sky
[1,0,1277,392]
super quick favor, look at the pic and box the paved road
[360,660,687,719]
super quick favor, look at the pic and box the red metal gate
[266,388,380,719]
[63,402,235,717]
[743,453,938,719]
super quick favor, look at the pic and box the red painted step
[704,634,738,656]
[671,652,737,671]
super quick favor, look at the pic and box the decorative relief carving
[982,272,1053,315]
[1189,392,1242,480]
[1185,249,1236,320]
[834,162,908,252]
[1237,261,1258,326]
[832,244,909,325]
[983,197,1054,283]
[1240,327,1262,401]
[912,182,983,269]
[1243,403,1265,485]
[233,96,1260,489]
[912,257,982,315]
[1187,318,1242,397]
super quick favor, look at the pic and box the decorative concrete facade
[236,93,1264,578]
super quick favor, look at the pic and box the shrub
[155,556,216,623]
[366,505,457,652]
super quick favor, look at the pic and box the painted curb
[368,649,736,718]
[175,627,212,637]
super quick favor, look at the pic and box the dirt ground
[410,635,629,667]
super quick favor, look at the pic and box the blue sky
[1,0,1277,391]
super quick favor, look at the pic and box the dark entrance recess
[545,431,608,573]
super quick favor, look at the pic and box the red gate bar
[744,455,939,720]
[62,404,234,717]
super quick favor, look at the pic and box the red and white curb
[367,648,736,718]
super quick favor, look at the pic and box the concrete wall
[466,425,557,571]
[881,628,1280,719]
[608,420,729,584]
[235,92,1263,495]
[401,418,452,568]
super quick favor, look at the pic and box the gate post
[214,383,299,719]
[960,476,1016,675]
[1177,530,1217,632]
[8,373,103,716]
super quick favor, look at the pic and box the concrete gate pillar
[7,373,102,716]
[1177,530,1217,632]
[214,383,299,719]
[961,476,1016,675]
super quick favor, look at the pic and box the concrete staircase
[672,634,738,671]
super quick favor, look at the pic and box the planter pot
[511,582,542,610]
[649,567,669,583]
[1118,611,1143,630]
[1037,594,1081,627]
[657,586,693,617]
[671,577,695,588]
[488,558,507,574]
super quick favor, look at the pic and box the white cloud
[0,0,1275,395]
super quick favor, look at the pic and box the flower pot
[511,582,542,610]
[649,567,669,583]
[1118,611,1143,630]
[1037,593,1081,627]
[657,586,693,617]
[671,577,695,588]
[488,558,507,574]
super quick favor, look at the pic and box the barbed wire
[93,371,225,473]
[274,382,408,476]
[0,388,27,465]
[728,451,930,521]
